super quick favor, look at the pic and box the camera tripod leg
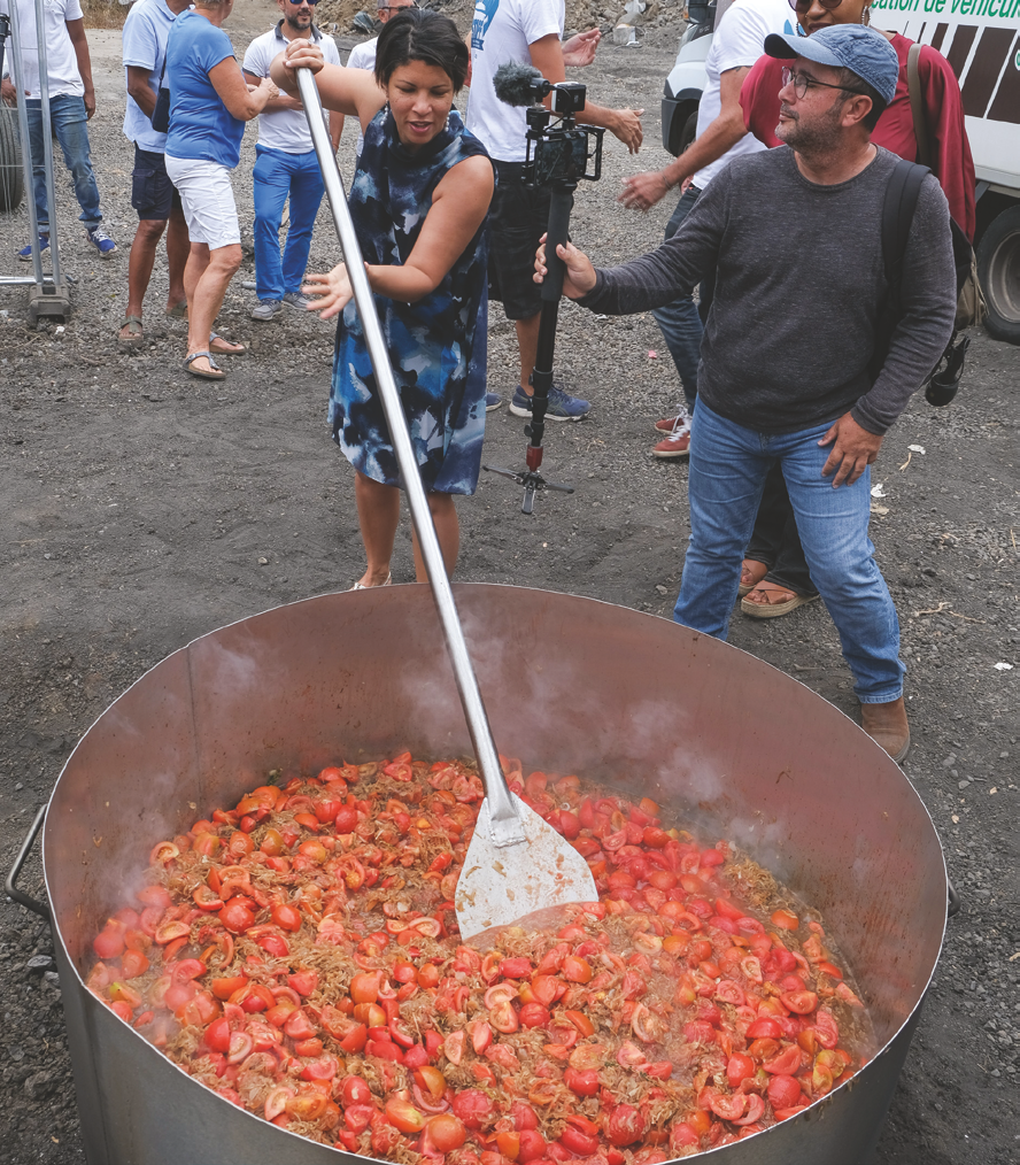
[528,184,575,465]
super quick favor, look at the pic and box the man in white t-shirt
[467,0,642,420]
[345,0,417,157]
[618,0,795,459]
[1,0,116,259]
[118,0,191,347]
[243,0,342,321]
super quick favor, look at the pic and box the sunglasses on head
[788,0,845,12]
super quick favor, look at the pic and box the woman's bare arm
[271,41,386,132]
[208,56,277,121]
[304,156,494,317]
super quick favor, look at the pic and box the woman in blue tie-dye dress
[275,9,493,589]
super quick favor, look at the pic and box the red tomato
[271,903,302,933]
[518,1002,551,1028]
[771,909,800,931]
[451,1089,494,1131]
[767,1074,803,1110]
[564,1068,599,1097]
[780,990,819,1016]
[726,1053,755,1089]
[763,1044,803,1076]
[219,899,255,935]
[426,1113,467,1153]
[121,949,149,979]
[518,1129,547,1162]
[93,925,125,961]
[605,1105,646,1147]
[384,1097,424,1133]
[334,805,359,833]
[204,1016,232,1054]
[340,1076,373,1108]
[708,1091,747,1122]
[746,1017,783,1040]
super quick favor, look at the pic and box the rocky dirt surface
[0,2,1017,1162]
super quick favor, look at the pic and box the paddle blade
[454,793,597,941]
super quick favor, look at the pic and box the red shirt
[740,32,975,241]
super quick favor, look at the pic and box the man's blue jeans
[253,145,325,301]
[651,184,704,411]
[674,401,905,703]
[26,94,103,230]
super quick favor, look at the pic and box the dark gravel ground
[1,3,1017,1163]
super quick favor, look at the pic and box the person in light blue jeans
[242,4,342,321]
[25,94,101,231]
[3,0,115,257]
[674,401,904,701]
[538,26,959,763]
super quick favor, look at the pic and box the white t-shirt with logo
[243,23,341,154]
[692,0,797,190]
[466,0,564,164]
[1,0,85,99]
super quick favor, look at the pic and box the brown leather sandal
[737,559,769,598]
[741,581,819,619]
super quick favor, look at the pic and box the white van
[661,1,1020,343]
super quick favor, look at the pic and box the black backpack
[875,158,974,406]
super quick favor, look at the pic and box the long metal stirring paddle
[294,68,597,938]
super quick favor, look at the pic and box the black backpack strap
[871,158,929,381]
[882,157,928,296]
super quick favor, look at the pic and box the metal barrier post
[0,0,70,323]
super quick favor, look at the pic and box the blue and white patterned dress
[329,107,491,495]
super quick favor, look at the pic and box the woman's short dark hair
[375,8,469,93]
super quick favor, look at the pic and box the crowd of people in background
[1,0,974,763]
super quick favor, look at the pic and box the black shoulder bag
[150,54,171,134]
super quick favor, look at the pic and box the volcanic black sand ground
[0,2,1017,1162]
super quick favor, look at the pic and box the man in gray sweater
[536,26,957,762]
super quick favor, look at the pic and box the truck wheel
[976,205,1020,345]
[0,104,24,213]
[677,110,698,156]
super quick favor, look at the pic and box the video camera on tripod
[492,62,604,189]
[481,63,606,513]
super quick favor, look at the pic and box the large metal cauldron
[42,585,946,1164]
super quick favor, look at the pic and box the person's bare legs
[165,205,190,312]
[412,492,459,581]
[120,217,167,339]
[185,242,242,373]
[354,471,400,587]
[515,312,541,397]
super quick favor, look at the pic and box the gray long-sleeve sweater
[578,146,956,435]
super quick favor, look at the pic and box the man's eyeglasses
[781,66,867,100]
[788,0,845,12]
[287,0,320,6]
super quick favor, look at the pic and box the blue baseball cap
[764,25,899,106]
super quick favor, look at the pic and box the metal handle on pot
[4,805,51,921]
[947,878,961,918]
[295,70,524,846]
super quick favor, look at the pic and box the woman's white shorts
[164,155,240,250]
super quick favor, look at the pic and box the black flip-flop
[184,351,225,381]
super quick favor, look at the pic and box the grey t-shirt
[579,146,956,434]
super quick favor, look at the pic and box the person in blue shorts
[117,0,191,346]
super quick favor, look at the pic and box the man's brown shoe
[860,697,910,762]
